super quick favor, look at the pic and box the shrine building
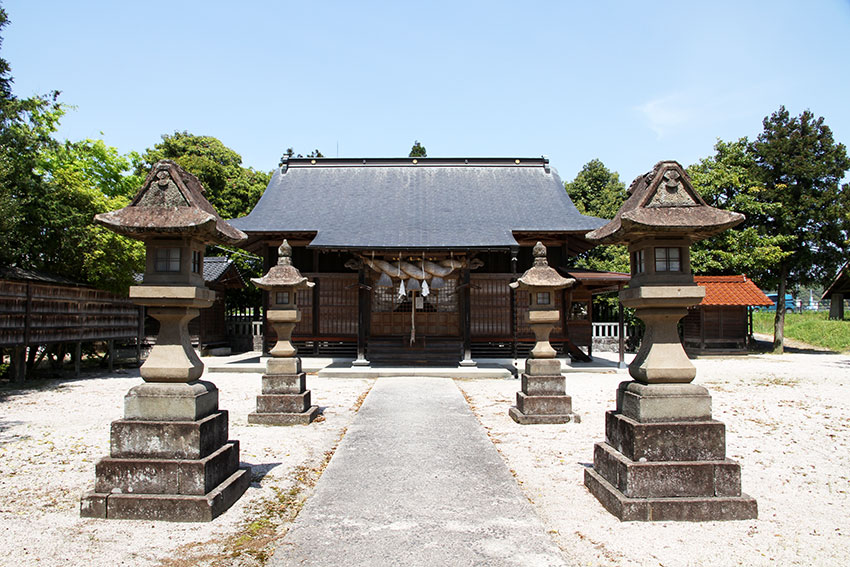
[229,157,627,364]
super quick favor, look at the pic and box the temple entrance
[368,280,462,364]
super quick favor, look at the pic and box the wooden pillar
[460,260,473,365]
[12,346,26,383]
[74,341,82,377]
[829,293,845,320]
[356,263,369,363]
[510,248,518,362]
[107,339,114,372]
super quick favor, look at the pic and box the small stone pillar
[583,161,757,521]
[508,242,578,424]
[248,241,319,425]
[81,160,250,521]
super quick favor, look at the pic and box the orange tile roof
[694,275,773,306]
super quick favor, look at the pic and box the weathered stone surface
[525,359,562,377]
[82,468,251,522]
[605,411,726,462]
[267,357,302,375]
[508,407,578,425]
[95,442,240,496]
[521,373,565,395]
[584,467,757,522]
[248,405,320,425]
[256,391,311,414]
[124,381,218,421]
[110,411,228,460]
[617,381,712,423]
[261,373,306,395]
[516,392,572,416]
[592,442,742,498]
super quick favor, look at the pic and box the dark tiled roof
[0,266,83,286]
[229,157,604,249]
[694,275,772,306]
[203,257,234,283]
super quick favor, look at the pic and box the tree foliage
[750,106,850,351]
[409,140,427,158]
[687,138,793,280]
[140,132,271,220]
[564,159,629,274]
[0,9,144,293]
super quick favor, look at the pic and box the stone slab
[592,442,742,498]
[261,373,306,394]
[521,373,566,395]
[81,467,252,522]
[247,405,320,426]
[617,381,712,423]
[525,359,562,376]
[605,411,726,462]
[266,357,302,375]
[94,441,240,496]
[584,467,757,522]
[270,377,568,566]
[124,381,218,421]
[110,411,228,460]
[516,392,573,416]
[256,391,311,414]
[509,407,579,425]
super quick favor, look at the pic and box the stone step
[95,441,241,496]
[605,410,726,462]
[110,411,229,460]
[255,391,312,414]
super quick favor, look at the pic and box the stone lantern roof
[509,242,575,290]
[586,161,744,245]
[251,240,315,291]
[94,160,246,245]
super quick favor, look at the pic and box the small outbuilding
[682,275,772,354]
[823,262,849,320]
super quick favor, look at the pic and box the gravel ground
[459,350,850,567]
[1,350,848,567]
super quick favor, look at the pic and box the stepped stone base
[81,407,250,522]
[510,372,578,424]
[584,467,757,522]
[248,371,319,425]
[585,382,757,522]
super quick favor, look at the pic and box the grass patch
[753,311,850,352]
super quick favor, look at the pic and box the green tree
[750,106,850,352]
[140,132,271,220]
[564,159,629,274]
[687,138,793,280]
[409,140,427,158]
[0,8,144,293]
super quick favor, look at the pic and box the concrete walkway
[271,377,569,567]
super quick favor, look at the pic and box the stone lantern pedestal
[508,242,578,424]
[582,161,757,521]
[248,241,319,425]
[80,160,251,521]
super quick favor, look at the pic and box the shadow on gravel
[246,461,282,484]
[750,338,838,355]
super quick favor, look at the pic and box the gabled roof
[96,160,246,245]
[822,262,850,298]
[229,157,605,250]
[693,275,772,306]
[587,161,744,244]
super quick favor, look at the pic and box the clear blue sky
[3,0,849,185]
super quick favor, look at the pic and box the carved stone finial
[278,240,293,266]
[533,241,548,267]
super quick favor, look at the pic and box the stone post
[508,242,578,424]
[582,161,757,521]
[80,160,250,522]
[248,241,319,425]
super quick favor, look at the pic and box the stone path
[271,376,569,567]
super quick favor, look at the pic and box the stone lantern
[582,161,757,521]
[248,240,319,425]
[81,160,250,521]
[508,242,578,424]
